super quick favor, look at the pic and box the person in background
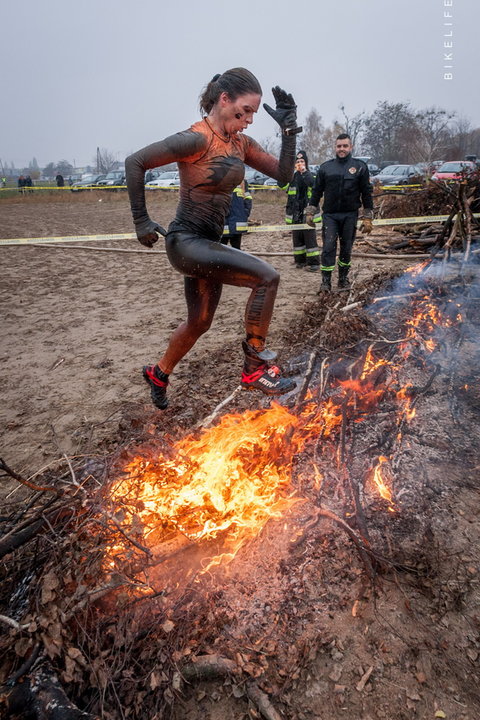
[284,150,319,271]
[1,176,6,188]
[125,67,302,410]
[25,175,34,193]
[56,173,64,188]
[17,175,26,194]
[221,179,252,250]
[305,133,373,292]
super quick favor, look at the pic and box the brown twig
[174,654,283,720]
[0,457,62,494]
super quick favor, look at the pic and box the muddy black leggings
[160,230,279,373]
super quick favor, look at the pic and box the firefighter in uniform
[284,150,320,271]
[221,179,252,250]
[305,133,373,292]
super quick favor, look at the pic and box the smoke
[367,258,480,383]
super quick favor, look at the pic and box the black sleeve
[303,170,315,188]
[359,165,373,211]
[310,166,325,207]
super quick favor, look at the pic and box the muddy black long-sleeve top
[126,118,296,241]
[310,155,373,215]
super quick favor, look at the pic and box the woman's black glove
[134,218,167,248]
[263,86,302,135]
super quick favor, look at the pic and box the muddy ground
[0,190,479,720]
[0,190,405,477]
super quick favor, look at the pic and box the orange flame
[370,456,395,511]
[105,288,458,570]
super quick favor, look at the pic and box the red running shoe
[142,365,169,409]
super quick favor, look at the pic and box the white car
[146,171,180,188]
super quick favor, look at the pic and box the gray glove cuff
[362,209,373,219]
[305,205,317,215]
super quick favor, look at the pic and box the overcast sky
[1,0,478,169]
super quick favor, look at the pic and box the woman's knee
[187,315,214,337]
[255,265,279,290]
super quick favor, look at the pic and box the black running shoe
[241,364,296,396]
[142,365,169,409]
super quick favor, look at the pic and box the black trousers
[162,230,279,370]
[292,228,320,267]
[321,211,358,271]
[221,233,242,250]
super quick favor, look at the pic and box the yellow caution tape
[0,185,129,191]
[0,233,136,246]
[2,214,479,246]
[379,184,423,190]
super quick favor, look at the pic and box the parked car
[144,169,163,184]
[70,174,106,191]
[68,174,83,186]
[97,170,126,187]
[354,157,380,176]
[373,164,424,187]
[244,169,270,186]
[263,177,281,187]
[145,171,180,188]
[431,161,477,182]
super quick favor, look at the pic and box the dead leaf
[150,671,162,690]
[161,619,174,633]
[67,646,87,666]
[41,570,60,604]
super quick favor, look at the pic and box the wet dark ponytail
[199,68,262,115]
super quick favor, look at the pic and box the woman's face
[218,91,261,135]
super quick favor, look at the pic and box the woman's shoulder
[189,118,210,135]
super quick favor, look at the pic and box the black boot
[241,341,296,396]
[338,265,351,291]
[317,270,332,294]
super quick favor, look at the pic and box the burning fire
[370,456,395,512]
[104,280,460,571]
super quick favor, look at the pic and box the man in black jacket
[305,133,373,292]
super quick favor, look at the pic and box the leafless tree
[298,109,329,163]
[259,136,280,156]
[362,101,418,163]
[412,107,456,162]
[339,105,366,150]
[95,148,118,174]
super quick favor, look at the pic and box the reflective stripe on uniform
[321,265,335,272]
[337,259,351,268]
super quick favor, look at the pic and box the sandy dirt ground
[1,191,479,720]
[0,190,400,478]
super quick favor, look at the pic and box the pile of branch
[374,178,479,220]
[1,268,479,719]
[369,179,480,256]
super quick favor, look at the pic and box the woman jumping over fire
[125,67,301,410]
